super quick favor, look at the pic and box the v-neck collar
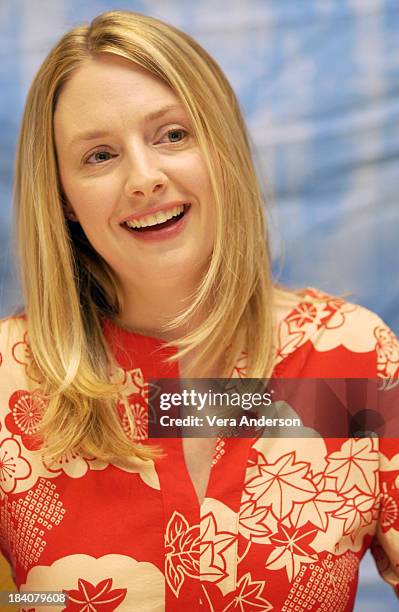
[100,292,304,514]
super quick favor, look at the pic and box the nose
[124,146,167,200]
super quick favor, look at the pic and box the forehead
[54,54,185,135]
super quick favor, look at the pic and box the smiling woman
[54,54,215,314]
[1,9,399,611]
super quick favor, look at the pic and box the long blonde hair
[14,10,274,461]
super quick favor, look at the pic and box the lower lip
[121,206,191,242]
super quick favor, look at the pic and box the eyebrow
[69,104,185,147]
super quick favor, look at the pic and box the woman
[1,10,398,610]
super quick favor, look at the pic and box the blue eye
[164,129,188,143]
[86,150,114,164]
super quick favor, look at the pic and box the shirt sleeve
[370,319,399,598]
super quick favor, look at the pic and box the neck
[114,274,225,377]
[116,272,202,342]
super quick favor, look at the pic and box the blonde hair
[14,10,275,461]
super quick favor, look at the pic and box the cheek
[176,148,211,191]
[62,176,118,224]
[193,158,214,222]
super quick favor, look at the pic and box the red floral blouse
[0,289,398,611]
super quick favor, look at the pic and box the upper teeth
[125,204,185,229]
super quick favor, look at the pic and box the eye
[85,150,115,165]
[161,129,189,144]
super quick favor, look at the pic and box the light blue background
[0,1,398,608]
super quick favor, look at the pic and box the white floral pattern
[0,438,31,493]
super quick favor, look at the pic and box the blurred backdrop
[0,0,398,609]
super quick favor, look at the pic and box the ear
[62,199,78,222]
[60,190,78,222]
[65,209,78,222]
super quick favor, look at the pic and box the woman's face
[54,54,215,298]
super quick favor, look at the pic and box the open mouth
[122,204,190,233]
